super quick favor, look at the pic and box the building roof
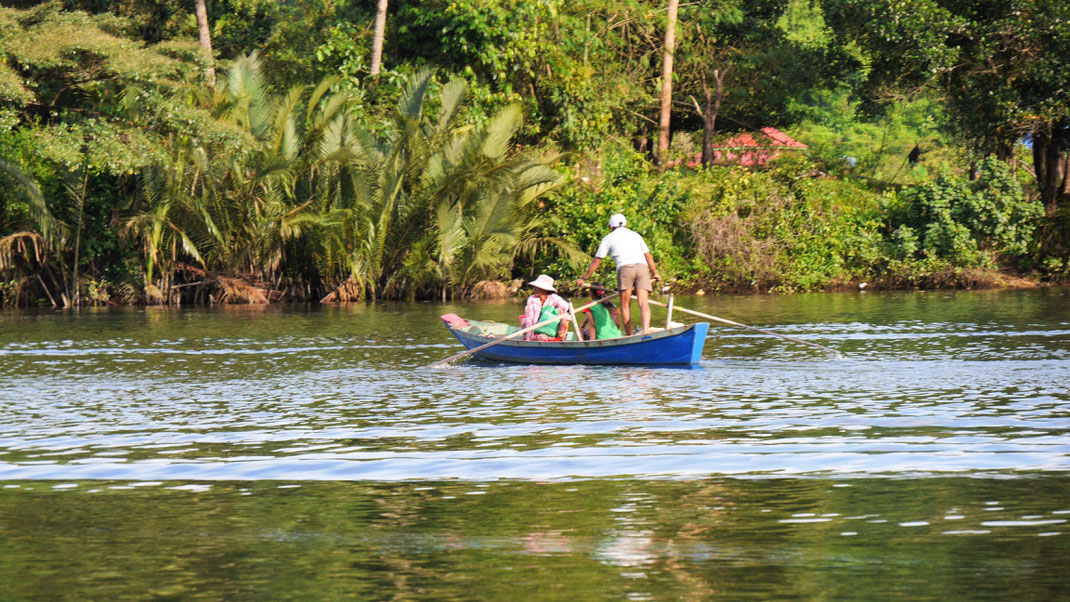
[667,127,808,169]
[722,127,807,149]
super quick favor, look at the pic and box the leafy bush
[530,144,691,285]
[884,157,1043,268]
[687,157,883,292]
[537,147,889,294]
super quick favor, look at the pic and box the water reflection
[1,289,1069,595]
[1,478,1067,598]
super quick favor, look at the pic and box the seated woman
[579,282,623,340]
[520,274,571,341]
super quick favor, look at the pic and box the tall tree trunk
[995,140,1013,162]
[701,100,715,166]
[699,68,728,167]
[657,0,680,164]
[71,169,88,307]
[370,0,389,76]
[1033,121,1066,215]
[194,0,215,87]
[1061,155,1070,197]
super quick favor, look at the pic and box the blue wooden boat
[440,315,709,366]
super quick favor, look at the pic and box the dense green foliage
[881,158,1045,284]
[1,0,1067,306]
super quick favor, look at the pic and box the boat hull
[444,320,709,366]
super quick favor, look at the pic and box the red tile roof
[723,127,807,149]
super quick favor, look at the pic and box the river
[1,288,1068,597]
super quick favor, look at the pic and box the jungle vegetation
[0,0,1067,306]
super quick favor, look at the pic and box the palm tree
[318,70,451,301]
[196,54,343,287]
[0,158,140,307]
[318,70,575,302]
[120,59,573,304]
[0,157,92,306]
[0,160,65,306]
[115,53,345,303]
[122,150,207,303]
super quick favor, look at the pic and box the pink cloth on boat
[440,314,470,329]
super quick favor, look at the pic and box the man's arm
[644,252,661,281]
[576,257,603,285]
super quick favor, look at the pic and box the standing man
[576,213,662,335]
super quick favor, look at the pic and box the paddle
[583,282,843,358]
[427,291,622,368]
[641,295,844,359]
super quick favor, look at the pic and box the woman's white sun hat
[609,213,627,228]
[528,274,557,292]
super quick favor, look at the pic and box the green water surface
[1,288,1068,598]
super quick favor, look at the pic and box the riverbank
[679,268,1054,297]
[468,269,1057,302]
[7,268,1061,308]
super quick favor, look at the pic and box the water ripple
[1,290,1068,481]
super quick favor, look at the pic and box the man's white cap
[609,213,627,228]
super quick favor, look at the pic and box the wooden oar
[427,291,622,368]
[641,296,844,358]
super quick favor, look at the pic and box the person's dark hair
[589,281,612,299]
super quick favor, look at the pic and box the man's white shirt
[595,227,649,267]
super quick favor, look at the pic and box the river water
[1,289,1068,597]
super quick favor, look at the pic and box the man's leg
[637,288,651,333]
[619,287,634,335]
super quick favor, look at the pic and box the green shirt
[587,303,622,339]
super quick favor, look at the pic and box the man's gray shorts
[617,264,652,292]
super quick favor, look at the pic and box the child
[579,282,623,340]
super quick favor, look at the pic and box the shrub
[687,157,883,292]
[884,157,1043,268]
[530,144,691,285]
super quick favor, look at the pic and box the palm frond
[226,52,265,105]
[0,231,47,271]
[436,201,467,270]
[272,86,305,157]
[435,78,467,136]
[306,75,341,122]
[0,159,63,246]
[397,68,434,120]
[480,103,522,159]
